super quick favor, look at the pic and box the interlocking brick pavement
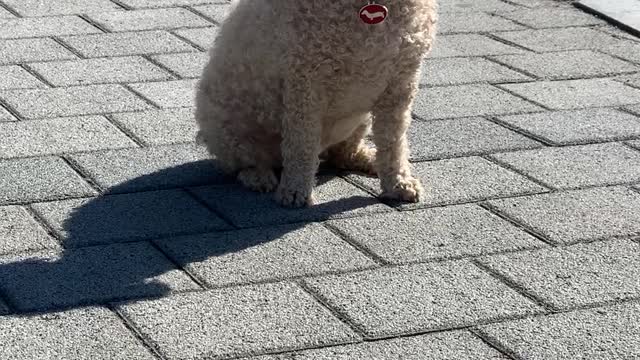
[0,0,639,358]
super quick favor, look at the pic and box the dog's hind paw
[381,176,424,203]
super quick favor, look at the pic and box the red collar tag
[360,2,388,25]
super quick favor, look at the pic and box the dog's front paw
[274,184,315,208]
[381,176,424,203]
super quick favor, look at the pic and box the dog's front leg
[275,75,324,208]
[372,63,424,203]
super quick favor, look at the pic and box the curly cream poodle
[196,0,438,207]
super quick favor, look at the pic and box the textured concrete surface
[1,0,639,358]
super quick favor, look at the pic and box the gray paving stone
[479,302,640,360]
[0,6,14,18]
[492,50,639,80]
[151,51,208,78]
[506,0,568,7]
[2,0,121,16]
[327,204,544,264]
[480,239,640,310]
[119,0,225,8]
[578,0,640,37]
[192,177,390,228]
[438,11,525,34]
[413,84,542,121]
[0,307,157,360]
[493,27,619,52]
[497,108,640,145]
[0,106,15,121]
[156,223,377,287]
[0,15,100,39]
[346,156,547,209]
[0,38,76,65]
[430,34,526,58]
[87,8,211,32]
[0,206,58,255]
[68,143,228,193]
[486,187,640,244]
[128,79,197,108]
[305,261,542,337]
[627,104,640,116]
[0,116,136,158]
[0,65,45,90]
[497,7,604,28]
[31,189,230,247]
[61,30,196,58]
[492,143,640,189]
[408,117,542,161]
[0,157,96,205]
[0,242,199,311]
[117,282,359,360]
[0,300,7,314]
[191,4,231,24]
[29,57,173,86]
[257,331,509,360]
[110,108,198,145]
[420,57,531,87]
[619,73,640,88]
[501,78,640,110]
[0,85,153,119]
[439,0,519,12]
[173,26,219,48]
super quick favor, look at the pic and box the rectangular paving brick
[110,108,198,145]
[0,242,199,312]
[486,187,640,244]
[61,30,196,57]
[438,11,525,34]
[507,0,566,6]
[29,57,174,86]
[413,84,542,120]
[151,51,208,78]
[492,50,639,80]
[68,143,228,193]
[408,117,542,161]
[128,79,197,108]
[500,78,640,110]
[119,0,225,7]
[305,261,542,338]
[603,40,640,64]
[0,6,14,18]
[191,4,231,24]
[87,8,211,32]
[258,331,509,360]
[156,223,377,287]
[3,0,121,16]
[493,27,620,52]
[620,73,640,89]
[173,26,219,48]
[479,302,640,360]
[0,106,15,122]
[0,15,100,39]
[420,57,531,87]
[0,307,156,360]
[0,85,153,119]
[0,65,45,90]
[496,108,640,145]
[0,38,76,65]
[191,177,390,228]
[497,8,604,28]
[31,189,231,247]
[346,156,547,209]
[439,0,519,12]
[0,206,58,255]
[117,282,359,360]
[491,143,640,189]
[0,116,136,158]
[327,204,544,264]
[479,239,640,310]
[0,157,96,205]
[431,34,526,58]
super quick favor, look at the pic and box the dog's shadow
[0,160,383,313]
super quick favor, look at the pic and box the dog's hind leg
[326,119,377,175]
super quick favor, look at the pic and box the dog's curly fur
[196,0,437,207]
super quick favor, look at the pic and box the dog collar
[360,1,388,25]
